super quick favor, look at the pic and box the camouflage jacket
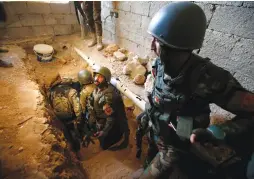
[87,84,124,135]
[48,77,82,122]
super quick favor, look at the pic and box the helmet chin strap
[160,46,192,77]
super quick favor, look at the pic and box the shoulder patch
[103,103,113,116]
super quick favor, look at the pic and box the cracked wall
[102,1,254,94]
[0,2,80,40]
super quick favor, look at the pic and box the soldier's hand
[94,131,104,138]
[190,128,215,144]
[83,134,95,147]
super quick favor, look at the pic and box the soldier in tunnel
[132,2,254,179]
[47,69,94,159]
[86,66,130,150]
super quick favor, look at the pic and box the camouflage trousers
[139,130,187,179]
[83,1,102,36]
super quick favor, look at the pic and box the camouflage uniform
[49,79,82,152]
[137,55,254,179]
[79,83,96,114]
[87,84,129,150]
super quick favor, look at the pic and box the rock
[144,74,155,93]
[123,58,146,78]
[118,48,127,53]
[113,51,127,61]
[19,147,24,152]
[59,58,67,64]
[127,52,135,61]
[123,65,132,75]
[131,64,146,79]
[103,44,119,57]
[134,74,146,85]
[9,145,13,149]
[133,55,149,65]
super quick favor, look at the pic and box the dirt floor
[0,34,147,179]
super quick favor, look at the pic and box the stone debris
[103,44,119,57]
[118,48,127,53]
[133,74,146,85]
[19,147,24,152]
[133,55,149,66]
[123,65,132,75]
[113,51,127,61]
[123,58,147,79]
[131,64,146,79]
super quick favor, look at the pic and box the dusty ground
[0,34,145,179]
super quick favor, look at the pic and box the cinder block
[234,72,254,92]
[141,16,152,38]
[117,11,142,35]
[50,3,70,14]
[128,32,144,45]
[101,7,111,19]
[199,29,240,71]
[102,21,116,34]
[102,1,113,9]
[115,28,129,38]
[209,6,254,39]
[69,2,76,14]
[131,2,150,16]
[6,27,34,39]
[243,2,254,8]
[43,14,57,25]
[117,2,131,12]
[19,14,45,26]
[71,24,81,33]
[143,36,153,50]
[230,38,254,78]
[206,1,243,7]
[5,15,22,28]
[27,2,51,14]
[51,15,65,24]
[148,1,170,17]
[32,26,54,36]
[61,15,78,25]
[53,25,72,35]
[3,2,28,15]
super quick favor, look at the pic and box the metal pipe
[74,47,146,111]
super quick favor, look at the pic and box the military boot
[88,33,97,47]
[96,36,103,51]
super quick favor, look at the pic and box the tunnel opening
[0,34,148,179]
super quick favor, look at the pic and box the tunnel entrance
[0,34,146,178]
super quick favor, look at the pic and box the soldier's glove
[82,132,95,147]
[190,128,216,144]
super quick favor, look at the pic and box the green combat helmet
[94,66,111,83]
[78,69,93,85]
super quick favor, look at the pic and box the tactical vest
[149,54,212,136]
[92,84,127,127]
[50,84,76,121]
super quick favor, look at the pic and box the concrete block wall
[101,1,254,93]
[0,1,80,40]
